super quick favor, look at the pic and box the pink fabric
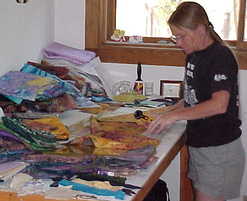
[43,42,96,65]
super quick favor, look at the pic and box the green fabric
[1,117,58,151]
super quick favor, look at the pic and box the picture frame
[160,80,183,99]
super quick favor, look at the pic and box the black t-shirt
[184,42,241,147]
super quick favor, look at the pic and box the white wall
[96,62,184,96]
[0,0,54,75]
[54,0,85,49]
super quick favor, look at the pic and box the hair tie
[208,22,214,29]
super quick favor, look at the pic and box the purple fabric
[0,161,27,172]
[43,42,96,65]
[0,130,21,142]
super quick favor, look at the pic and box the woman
[145,2,245,201]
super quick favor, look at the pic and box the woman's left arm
[145,90,230,134]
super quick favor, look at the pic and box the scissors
[134,110,150,120]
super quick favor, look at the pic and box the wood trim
[236,49,247,68]
[237,0,246,41]
[85,0,115,48]
[106,0,116,40]
[180,145,194,201]
[87,45,186,66]
[85,0,101,48]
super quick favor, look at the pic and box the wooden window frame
[85,0,247,69]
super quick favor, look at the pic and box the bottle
[133,63,144,95]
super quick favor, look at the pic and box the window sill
[105,40,176,47]
[87,42,186,67]
[87,42,247,69]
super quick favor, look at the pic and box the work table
[0,120,186,201]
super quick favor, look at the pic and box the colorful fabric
[89,117,160,150]
[0,71,62,104]
[41,57,108,98]
[0,94,78,115]
[1,117,57,151]
[58,179,125,200]
[0,133,26,151]
[22,117,69,140]
[71,178,121,191]
[27,61,86,91]
[21,63,81,99]
[25,94,78,113]
[21,64,97,108]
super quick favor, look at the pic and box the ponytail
[207,22,226,46]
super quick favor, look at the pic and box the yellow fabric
[89,116,159,151]
[92,147,127,156]
[90,117,146,136]
[71,179,121,191]
[89,134,159,150]
[22,117,69,140]
[78,103,120,114]
[26,77,55,87]
[90,135,127,149]
[97,105,174,124]
[112,92,146,102]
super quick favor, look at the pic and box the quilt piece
[0,71,62,104]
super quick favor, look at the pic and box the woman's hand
[144,112,177,135]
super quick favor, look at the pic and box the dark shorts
[188,138,245,200]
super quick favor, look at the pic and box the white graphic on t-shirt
[214,74,227,82]
[184,79,198,106]
[186,63,195,78]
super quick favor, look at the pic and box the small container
[144,81,154,96]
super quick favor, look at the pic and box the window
[116,0,239,40]
[116,0,176,38]
[85,0,247,68]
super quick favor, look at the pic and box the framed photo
[160,80,183,99]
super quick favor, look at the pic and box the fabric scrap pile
[0,42,163,200]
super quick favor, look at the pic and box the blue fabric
[0,71,61,104]
[90,96,112,102]
[59,179,125,200]
[21,63,81,99]
[5,95,22,104]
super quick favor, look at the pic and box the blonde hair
[168,1,224,45]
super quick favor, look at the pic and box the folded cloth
[58,179,125,200]
[43,42,96,65]
[0,161,29,181]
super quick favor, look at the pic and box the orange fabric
[22,117,70,140]
[89,117,159,150]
